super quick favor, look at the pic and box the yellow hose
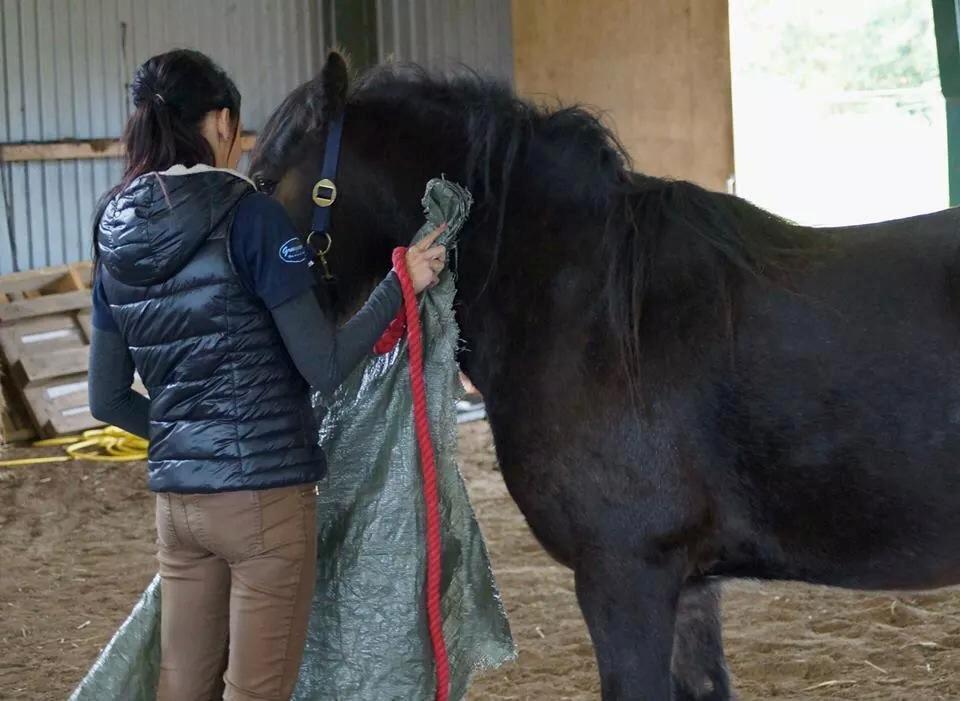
[0,426,148,467]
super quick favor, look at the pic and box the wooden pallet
[21,373,99,437]
[0,262,92,323]
[0,262,99,438]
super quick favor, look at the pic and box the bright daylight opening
[729,0,947,226]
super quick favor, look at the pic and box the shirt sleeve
[270,273,402,396]
[91,275,119,332]
[88,325,150,439]
[230,193,317,309]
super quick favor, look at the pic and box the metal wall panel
[0,0,326,273]
[0,0,512,273]
[375,0,513,80]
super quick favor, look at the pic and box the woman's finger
[415,224,447,250]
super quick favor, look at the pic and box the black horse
[250,53,960,700]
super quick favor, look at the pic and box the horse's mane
[251,62,630,215]
[253,62,818,376]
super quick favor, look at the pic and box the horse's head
[253,51,605,319]
[250,53,493,316]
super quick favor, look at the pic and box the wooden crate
[13,347,89,387]
[0,311,88,361]
[0,262,97,438]
[0,262,92,323]
[21,373,100,437]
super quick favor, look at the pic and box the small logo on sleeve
[279,238,309,264]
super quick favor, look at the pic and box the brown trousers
[155,484,317,701]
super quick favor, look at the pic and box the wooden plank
[0,133,258,163]
[76,311,93,343]
[42,409,102,438]
[72,262,94,287]
[13,347,89,386]
[42,269,86,294]
[27,374,147,437]
[1,140,122,162]
[0,265,71,296]
[0,290,91,323]
[0,314,85,365]
[47,384,93,412]
[0,262,92,299]
[20,374,93,435]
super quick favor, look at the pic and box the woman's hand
[404,224,447,294]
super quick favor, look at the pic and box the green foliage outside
[736,0,939,92]
[730,1,948,225]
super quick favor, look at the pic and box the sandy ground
[1,421,959,700]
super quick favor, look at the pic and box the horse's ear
[321,51,350,118]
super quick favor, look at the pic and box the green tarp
[70,178,515,700]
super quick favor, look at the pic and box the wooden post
[511,0,734,192]
[933,0,960,206]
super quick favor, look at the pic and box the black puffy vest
[97,167,325,493]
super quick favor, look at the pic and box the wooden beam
[0,132,258,163]
[0,290,91,323]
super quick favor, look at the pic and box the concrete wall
[511,0,734,192]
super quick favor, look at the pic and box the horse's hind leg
[672,583,732,701]
[574,553,685,700]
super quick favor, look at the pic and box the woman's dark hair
[121,49,241,188]
[93,49,241,260]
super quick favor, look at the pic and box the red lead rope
[374,246,450,701]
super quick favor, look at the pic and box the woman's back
[97,165,323,493]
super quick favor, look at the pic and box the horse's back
[716,206,960,589]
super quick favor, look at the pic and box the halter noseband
[305,114,345,282]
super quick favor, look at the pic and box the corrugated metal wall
[375,0,514,79]
[0,0,513,274]
[0,0,324,273]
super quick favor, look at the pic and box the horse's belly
[704,479,960,591]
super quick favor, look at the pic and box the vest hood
[97,165,254,287]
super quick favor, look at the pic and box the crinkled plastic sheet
[70,178,516,700]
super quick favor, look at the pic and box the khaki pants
[155,484,317,701]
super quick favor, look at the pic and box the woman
[88,49,445,701]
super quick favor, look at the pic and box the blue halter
[306,114,345,280]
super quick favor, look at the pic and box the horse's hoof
[671,672,733,701]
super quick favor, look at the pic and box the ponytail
[94,49,241,260]
[119,90,216,189]
[121,49,240,189]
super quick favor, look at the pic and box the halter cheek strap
[310,114,344,233]
[307,114,345,281]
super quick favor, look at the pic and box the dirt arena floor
[2,421,959,700]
